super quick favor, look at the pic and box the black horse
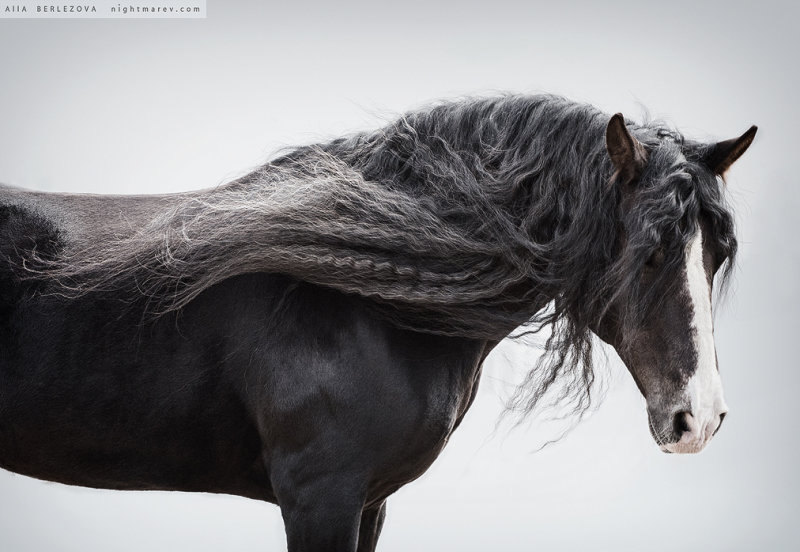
[0,95,755,551]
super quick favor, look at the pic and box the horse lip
[661,439,708,454]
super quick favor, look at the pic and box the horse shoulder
[250,283,487,500]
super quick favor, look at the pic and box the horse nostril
[713,412,727,436]
[672,411,693,438]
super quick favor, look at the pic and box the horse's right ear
[606,113,648,186]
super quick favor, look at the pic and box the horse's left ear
[606,113,648,186]
[704,125,758,175]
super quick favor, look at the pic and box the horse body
[0,187,495,547]
[0,95,756,550]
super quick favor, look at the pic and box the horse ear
[606,113,647,186]
[704,125,758,175]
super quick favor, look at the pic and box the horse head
[595,114,756,453]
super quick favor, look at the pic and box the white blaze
[665,228,728,453]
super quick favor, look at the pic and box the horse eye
[645,247,665,268]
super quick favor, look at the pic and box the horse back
[0,182,196,249]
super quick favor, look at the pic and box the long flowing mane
[28,94,738,415]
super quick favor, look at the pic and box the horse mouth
[660,440,708,454]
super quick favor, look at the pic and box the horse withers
[0,95,755,550]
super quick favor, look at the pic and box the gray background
[0,0,797,550]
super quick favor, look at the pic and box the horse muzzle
[649,405,728,454]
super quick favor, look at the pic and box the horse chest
[376,355,483,494]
